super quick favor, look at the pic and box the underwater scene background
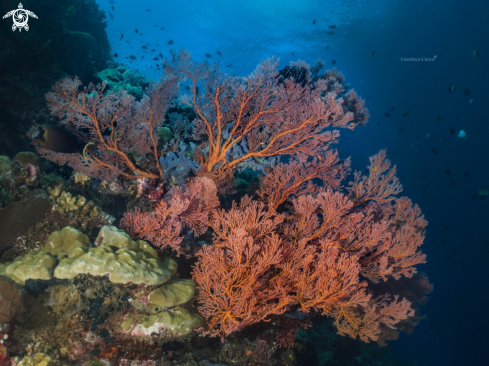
[0,0,488,365]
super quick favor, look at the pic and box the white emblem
[3,3,38,32]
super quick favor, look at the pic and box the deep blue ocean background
[99,0,488,364]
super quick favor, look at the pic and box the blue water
[98,0,489,364]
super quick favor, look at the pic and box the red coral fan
[121,177,219,255]
[164,49,367,185]
[31,76,178,180]
[192,152,426,342]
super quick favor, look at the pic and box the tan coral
[148,279,196,308]
[42,226,91,256]
[0,250,56,285]
[121,306,203,337]
[54,246,175,286]
[14,352,54,366]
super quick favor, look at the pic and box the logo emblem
[3,3,38,32]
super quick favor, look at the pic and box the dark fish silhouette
[437,116,442,121]
[113,53,118,57]
[469,50,479,58]
[153,57,159,61]
[449,180,456,187]
[160,27,165,30]
[111,6,114,10]
[151,49,155,52]
[226,64,232,67]
[205,53,212,58]
[135,29,138,33]
[403,108,410,117]
[216,51,222,56]
[327,31,335,35]
[450,128,455,135]
[455,115,459,119]
[32,125,81,153]
[445,169,451,175]
[159,53,163,57]
[464,89,470,95]
[108,0,115,4]
[332,60,336,64]
[109,12,113,19]
[291,52,294,56]
[129,55,136,60]
[120,33,123,40]
[312,19,316,24]
[154,25,158,27]
[372,50,375,56]
[432,149,438,155]
[385,113,391,117]
[463,172,470,178]
[328,25,337,29]
[399,127,404,133]
[326,45,329,50]
[390,107,396,111]
[142,45,147,49]
[146,9,151,12]
[448,85,455,93]
[167,40,174,45]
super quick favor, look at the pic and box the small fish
[448,85,455,94]
[463,172,470,178]
[450,128,455,135]
[464,89,470,95]
[372,50,375,56]
[113,53,118,57]
[457,130,466,138]
[167,40,174,45]
[109,12,113,19]
[146,9,151,12]
[390,107,396,111]
[445,169,451,175]
[312,19,316,24]
[151,49,155,52]
[331,60,336,64]
[327,31,335,35]
[291,52,294,56]
[142,45,147,49]
[403,108,410,117]
[160,27,165,30]
[153,57,159,61]
[385,113,391,117]
[478,189,489,196]
[226,64,232,67]
[326,45,329,50]
[32,125,81,153]
[111,6,114,10]
[159,53,163,57]
[108,0,115,4]
[469,99,474,104]
[216,51,222,56]
[449,180,456,187]
[399,127,404,133]
[129,55,136,60]
[455,115,459,120]
[135,29,138,33]
[471,194,476,200]
[432,149,438,155]
[469,50,480,58]
[120,33,124,40]
[205,53,212,58]
[328,25,337,29]
[154,25,158,27]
